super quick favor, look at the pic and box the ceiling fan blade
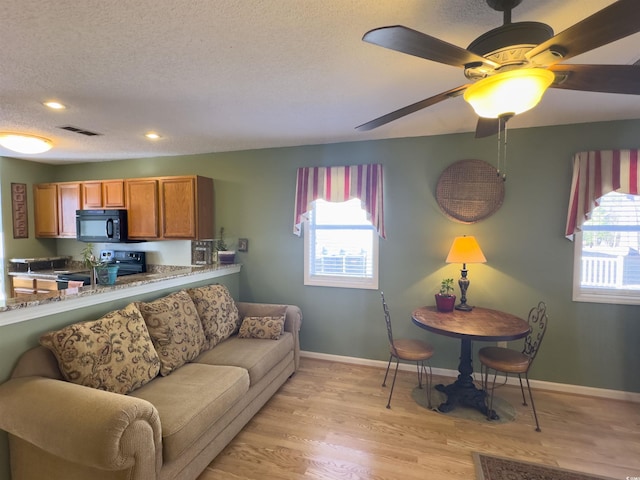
[363,26,499,69]
[549,64,640,95]
[475,117,503,139]
[526,0,640,65]
[355,85,469,131]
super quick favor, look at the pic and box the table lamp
[445,235,486,311]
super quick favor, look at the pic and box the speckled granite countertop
[1,264,239,313]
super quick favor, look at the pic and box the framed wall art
[11,183,29,239]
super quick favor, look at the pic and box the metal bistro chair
[380,292,434,409]
[479,301,549,431]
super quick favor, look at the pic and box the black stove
[57,250,146,287]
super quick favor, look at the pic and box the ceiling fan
[356,0,640,138]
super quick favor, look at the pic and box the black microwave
[76,209,129,243]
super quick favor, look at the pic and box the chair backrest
[380,291,398,356]
[523,301,549,364]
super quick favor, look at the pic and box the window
[573,191,640,304]
[304,198,379,289]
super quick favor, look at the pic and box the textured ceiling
[1,0,639,164]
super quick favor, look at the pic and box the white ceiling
[1,0,639,164]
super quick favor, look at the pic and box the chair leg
[517,374,528,406]
[524,373,541,432]
[386,358,400,409]
[415,361,424,389]
[382,355,393,387]
[486,369,498,421]
[424,362,433,409]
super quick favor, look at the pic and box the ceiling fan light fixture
[463,68,555,118]
[0,133,53,154]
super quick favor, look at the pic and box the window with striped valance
[293,164,385,238]
[566,149,640,239]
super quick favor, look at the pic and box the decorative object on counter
[435,278,456,312]
[215,227,236,264]
[436,160,504,224]
[81,243,119,285]
[445,235,486,311]
[238,238,249,252]
[191,240,215,265]
[11,183,28,239]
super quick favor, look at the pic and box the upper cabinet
[34,182,80,238]
[35,175,213,240]
[126,175,214,240]
[33,184,59,238]
[126,178,160,239]
[81,180,125,209]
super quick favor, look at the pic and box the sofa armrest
[236,302,302,370]
[0,376,162,476]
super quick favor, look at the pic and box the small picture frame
[238,238,249,252]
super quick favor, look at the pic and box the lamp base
[455,303,474,312]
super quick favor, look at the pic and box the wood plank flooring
[198,358,640,480]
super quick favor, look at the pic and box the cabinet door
[11,277,36,297]
[103,180,125,208]
[126,179,159,238]
[81,182,103,208]
[33,184,59,237]
[160,177,197,238]
[58,183,81,237]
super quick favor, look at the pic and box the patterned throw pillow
[238,315,285,340]
[186,284,239,348]
[137,290,206,376]
[39,303,160,394]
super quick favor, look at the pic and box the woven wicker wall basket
[436,159,504,224]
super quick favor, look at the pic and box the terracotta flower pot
[435,294,456,312]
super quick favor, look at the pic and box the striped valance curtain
[565,149,640,239]
[293,164,385,238]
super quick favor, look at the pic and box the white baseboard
[300,350,640,404]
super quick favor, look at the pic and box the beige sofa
[0,284,302,480]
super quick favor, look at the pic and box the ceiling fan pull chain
[496,118,502,178]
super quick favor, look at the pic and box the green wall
[0,119,639,478]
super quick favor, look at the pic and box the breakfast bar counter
[0,263,241,326]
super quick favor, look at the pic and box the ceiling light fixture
[0,133,53,154]
[145,132,161,140]
[43,101,66,110]
[463,68,555,118]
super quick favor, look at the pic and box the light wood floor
[198,358,640,480]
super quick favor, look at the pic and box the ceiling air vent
[58,125,103,136]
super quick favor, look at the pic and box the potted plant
[80,243,119,285]
[215,227,236,265]
[435,278,456,312]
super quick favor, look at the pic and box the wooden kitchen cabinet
[33,184,59,237]
[126,178,160,239]
[11,276,59,297]
[160,176,214,239]
[34,182,81,238]
[58,183,81,237]
[82,180,125,209]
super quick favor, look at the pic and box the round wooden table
[412,306,530,417]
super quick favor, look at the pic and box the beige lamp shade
[463,68,555,119]
[445,235,487,264]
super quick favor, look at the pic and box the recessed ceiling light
[0,133,53,154]
[43,101,66,110]
[145,132,161,140]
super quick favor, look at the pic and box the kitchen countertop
[0,263,241,324]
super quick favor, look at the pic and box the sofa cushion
[238,315,285,340]
[194,332,294,385]
[137,290,206,376]
[39,302,160,394]
[129,363,249,462]
[186,284,239,348]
